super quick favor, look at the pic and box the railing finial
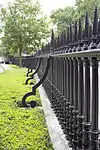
[69,24,72,43]
[78,18,82,41]
[67,27,70,44]
[54,38,57,48]
[51,29,55,48]
[85,12,89,39]
[93,6,98,36]
[61,31,64,46]
[57,36,60,47]
[64,30,67,45]
[98,20,100,35]
[74,21,77,42]
[89,25,92,39]
[97,20,100,48]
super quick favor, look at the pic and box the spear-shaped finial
[70,24,72,43]
[64,30,67,45]
[93,6,98,36]
[74,21,77,42]
[51,29,55,48]
[48,43,50,50]
[46,44,48,51]
[77,19,82,51]
[57,36,60,47]
[41,43,44,50]
[62,31,65,46]
[89,25,92,39]
[97,20,100,48]
[98,20,100,35]
[67,27,70,44]
[82,30,85,40]
[58,34,61,47]
[85,12,89,39]
[78,18,82,41]
[54,39,57,48]
[61,31,64,46]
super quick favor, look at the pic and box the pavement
[0,63,5,73]
[35,74,71,150]
[0,63,13,73]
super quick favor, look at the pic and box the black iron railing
[12,7,100,150]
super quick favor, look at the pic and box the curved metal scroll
[25,58,41,85]
[22,56,51,108]
[26,59,38,77]
[26,69,32,77]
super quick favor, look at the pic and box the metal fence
[12,7,100,150]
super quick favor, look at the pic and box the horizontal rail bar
[50,49,100,58]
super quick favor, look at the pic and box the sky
[40,0,75,15]
[0,0,76,16]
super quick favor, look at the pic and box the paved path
[0,63,12,73]
[0,63,5,73]
[35,74,71,150]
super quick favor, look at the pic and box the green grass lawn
[0,67,53,150]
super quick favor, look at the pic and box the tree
[0,0,50,66]
[75,0,100,22]
[50,6,75,35]
[50,0,100,35]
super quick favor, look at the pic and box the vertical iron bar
[68,58,74,147]
[77,58,84,149]
[72,58,78,149]
[83,58,91,149]
[90,57,100,150]
[66,58,70,140]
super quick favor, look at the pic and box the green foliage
[0,0,50,58]
[0,45,4,56]
[50,0,100,34]
[0,68,53,150]
[51,6,75,35]
[75,0,100,22]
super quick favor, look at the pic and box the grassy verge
[8,64,20,69]
[0,67,54,150]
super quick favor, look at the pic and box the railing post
[72,58,78,149]
[77,58,84,149]
[83,58,91,149]
[90,57,100,150]
[68,58,74,147]
[66,58,70,140]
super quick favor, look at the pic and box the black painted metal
[83,57,91,149]
[11,7,100,150]
[26,58,38,77]
[90,57,100,150]
[72,58,78,149]
[77,58,84,149]
[22,56,51,108]
[68,58,74,147]
[25,58,41,85]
